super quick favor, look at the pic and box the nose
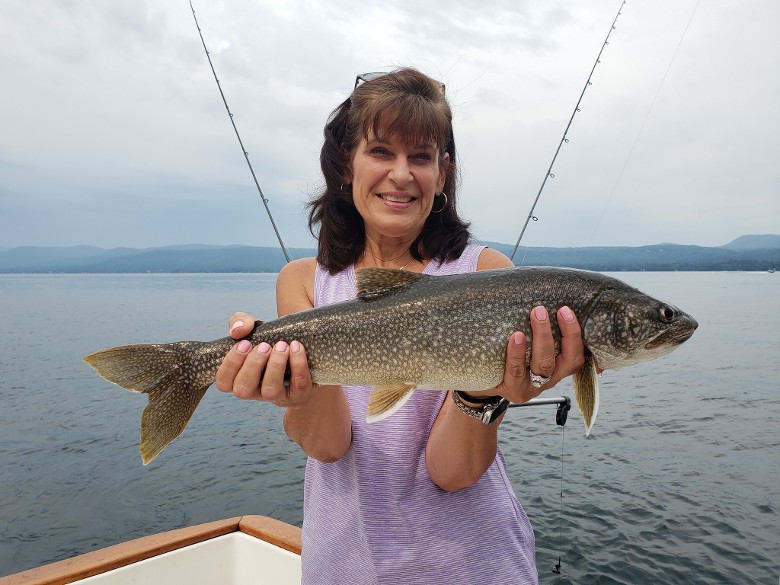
[389,157,412,186]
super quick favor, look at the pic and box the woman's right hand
[218,309,351,462]
[215,312,315,409]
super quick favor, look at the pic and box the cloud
[0,0,777,249]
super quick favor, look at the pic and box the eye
[659,305,676,323]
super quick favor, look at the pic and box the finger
[502,332,527,386]
[215,339,252,393]
[529,306,556,378]
[497,331,532,402]
[229,312,256,340]
[260,340,292,403]
[232,342,272,400]
[557,306,585,374]
[287,340,313,398]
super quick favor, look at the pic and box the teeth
[380,194,413,203]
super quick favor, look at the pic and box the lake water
[0,272,778,583]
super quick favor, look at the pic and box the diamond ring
[529,371,552,389]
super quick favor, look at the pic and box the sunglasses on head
[354,72,445,95]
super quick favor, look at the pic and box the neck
[361,236,417,270]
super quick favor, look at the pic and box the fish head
[582,287,698,371]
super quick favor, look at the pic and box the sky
[1,0,778,251]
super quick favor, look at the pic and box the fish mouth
[645,325,697,350]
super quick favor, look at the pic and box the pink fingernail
[560,306,575,323]
[534,306,548,322]
[275,340,288,352]
[291,340,301,353]
[512,332,524,345]
[236,340,251,353]
[230,320,246,333]
[257,342,271,353]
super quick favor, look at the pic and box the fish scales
[260,267,594,390]
[84,266,697,463]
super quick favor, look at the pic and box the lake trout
[84,266,697,464]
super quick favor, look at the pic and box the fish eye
[659,305,676,323]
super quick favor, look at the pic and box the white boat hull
[1,515,302,585]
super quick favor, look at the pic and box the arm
[214,258,352,463]
[425,248,585,492]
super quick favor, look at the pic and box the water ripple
[2,272,779,583]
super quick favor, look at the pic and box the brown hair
[308,68,471,274]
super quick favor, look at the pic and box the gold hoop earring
[431,192,448,214]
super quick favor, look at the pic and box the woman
[216,68,585,584]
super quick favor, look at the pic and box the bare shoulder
[278,257,317,285]
[476,247,514,271]
[277,257,317,316]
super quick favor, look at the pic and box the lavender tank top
[302,244,538,585]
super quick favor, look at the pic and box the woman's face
[348,130,448,241]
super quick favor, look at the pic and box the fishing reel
[555,397,571,426]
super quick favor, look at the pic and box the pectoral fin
[572,350,600,436]
[366,383,416,423]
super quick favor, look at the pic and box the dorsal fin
[355,267,427,301]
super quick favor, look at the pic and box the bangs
[349,88,451,154]
[361,95,449,154]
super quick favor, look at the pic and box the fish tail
[573,349,600,436]
[84,339,229,464]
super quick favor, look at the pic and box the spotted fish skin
[84,266,697,463]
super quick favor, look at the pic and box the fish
[84,266,697,464]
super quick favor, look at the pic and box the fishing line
[509,397,571,576]
[510,0,627,262]
[552,424,566,578]
[188,0,291,263]
[580,0,701,252]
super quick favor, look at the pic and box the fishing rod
[510,0,627,262]
[509,395,571,426]
[188,0,291,263]
[504,8,629,573]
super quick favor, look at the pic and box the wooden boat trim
[237,515,302,555]
[0,515,302,585]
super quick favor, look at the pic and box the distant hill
[1,236,778,273]
[481,240,780,272]
[721,234,780,250]
[0,245,312,273]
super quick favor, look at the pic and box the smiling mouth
[378,193,415,203]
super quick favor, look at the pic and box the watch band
[455,391,500,405]
[452,391,509,425]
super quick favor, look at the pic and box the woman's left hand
[490,305,585,404]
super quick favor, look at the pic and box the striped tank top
[302,244,538,585]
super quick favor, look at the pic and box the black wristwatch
[452,391,510,425]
